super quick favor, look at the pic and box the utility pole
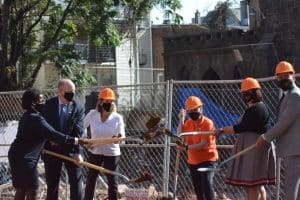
[132,20,139,86]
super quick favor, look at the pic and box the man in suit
[257,61,300,200]
[43,78,84,200]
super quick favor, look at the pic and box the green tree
[0,0,182,91]
[207,0,232,31]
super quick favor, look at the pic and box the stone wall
[259,0,300,64]
[164,29,278,80]
[163,0,300,81]
[152,25,209,69]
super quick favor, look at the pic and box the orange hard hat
[185,96,203,111]
[275,61,295,75]
[98,87,115,100]
[241,77,261,92]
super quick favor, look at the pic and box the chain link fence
[168,77,281,200]
[1,76,299,199]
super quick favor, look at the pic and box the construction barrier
[1,75,297,199]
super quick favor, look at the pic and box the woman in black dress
[217,78,276,200]
[8,88,86,200]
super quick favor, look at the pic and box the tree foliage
[207,0,232,31]
[0,0,182,91]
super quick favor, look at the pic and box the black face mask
[102,103,112,112]
[276,79,294,91]
[242,93,252,103]
[64,92,74,102]
[35,103,45,113]
[188,112,201,121]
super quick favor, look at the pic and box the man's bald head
[58,79,75,90]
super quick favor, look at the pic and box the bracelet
[74,137,79,145]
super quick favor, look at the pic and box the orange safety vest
[183,116,219,165]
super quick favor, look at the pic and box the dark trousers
[84,153,120,200]
[44,155,83,200]
[189,161,216,200]
[14,188,37,200]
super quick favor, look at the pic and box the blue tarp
[175,87,240,129]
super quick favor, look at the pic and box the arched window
[202,67,220,80]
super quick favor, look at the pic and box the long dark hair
[21,88,42,111]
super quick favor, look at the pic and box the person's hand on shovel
[73,154,84,166]
[256,134,267,148]
[214,128,224,138]
[79,138,94,150]
[175,140,188,151]
[112,133,122,144]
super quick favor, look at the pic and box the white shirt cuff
[74,137,79,145]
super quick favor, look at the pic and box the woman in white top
[83,87,125,200]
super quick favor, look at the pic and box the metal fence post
[276,157,281,200]
[162,80,172,197]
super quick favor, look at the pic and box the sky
[150,0,236,24]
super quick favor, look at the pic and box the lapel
[54,97,60,128]
[279,88,294,117]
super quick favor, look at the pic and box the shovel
[178,130,215,137]
[142,116,181,143]
[87,136,143,148]
[43,149,151,183]
[197,144,256,172]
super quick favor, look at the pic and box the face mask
[242,93,252,103]
[276,79,294,91]
[102,103,112,112]
[188,112,200,121]
[35,103,45,113]
[64,92,74,102]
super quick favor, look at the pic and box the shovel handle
[89,137,143,144]
[42,149,130,181]
[219,144,256,167]
[179,131,215,137]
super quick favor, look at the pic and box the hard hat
[98,87,115,100]
[185,96,203,111]
[275,61,295,75]
[241,77,261,92]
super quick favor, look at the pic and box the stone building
[163,0,300,80]
[152,24,209,70]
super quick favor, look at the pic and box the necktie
[59,104,67,131]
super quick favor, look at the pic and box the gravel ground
[0,182,232,200]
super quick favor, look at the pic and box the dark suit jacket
[8,111,75,188]
[43,96,84,154]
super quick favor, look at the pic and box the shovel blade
[145,116,161,129]
[197,167,221,172]
[129,171,152,183]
